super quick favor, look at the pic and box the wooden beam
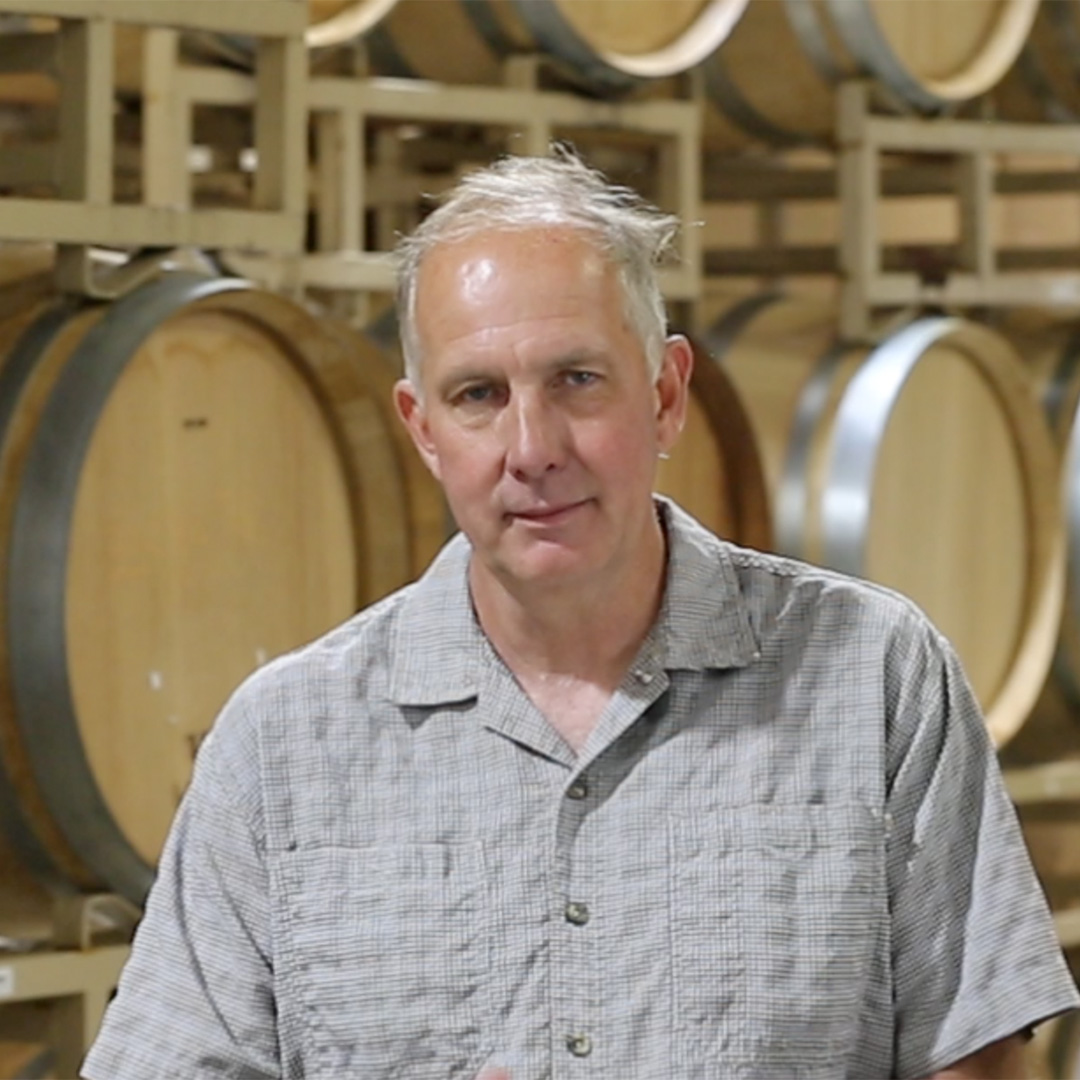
[1054,906,1080,949]
[867,114,1080,156]
[0,1,305,36]
[307,76,698,135]
[176,66,257,107]
[1005,761,1080,804]
[704,245,1080,277]
[56,17,112,203]
[0,200,301,250]
[869,270,1080,308]
[957,151,994,278]
[703,162,1080,202]
[143,28,188,208]
[253,34,306,216]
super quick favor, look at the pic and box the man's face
[395,226,691,595]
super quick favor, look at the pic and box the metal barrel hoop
[8,273,249,903]
[821,317,1064,745]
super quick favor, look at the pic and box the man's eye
[458,385,493,404]
[564,370,598,387]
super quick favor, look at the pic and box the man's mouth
[509,499,590,523]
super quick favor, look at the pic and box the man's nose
[503,391,567,478]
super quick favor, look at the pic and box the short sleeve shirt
[83,500,1079,1080]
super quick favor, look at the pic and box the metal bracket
[53,244,221,300]
[51,892,140,951]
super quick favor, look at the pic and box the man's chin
[488,541,600,591]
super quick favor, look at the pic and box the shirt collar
[387,497,760,707]
[388,532,481,706]
[651,497,760,671]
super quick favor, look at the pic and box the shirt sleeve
[81,693,279,1080]
[885,619,1080,1079]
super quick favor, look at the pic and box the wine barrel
[1028,1011,1079,1079]
[323,316,448,578]
[188,0,402,63]
[305,0,402,48]
[701,0,1039,148]
[0,272,427,904]
[0,1043,55,1080]
[705,294,1063,746]
[376,0,749,90]
[206,0,749,94]
[993,314,1080,709]
[1040,1012,1080,1079]
[994,0,1080,122]
[655,334,771,550]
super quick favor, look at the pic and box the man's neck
[468,518,668,693]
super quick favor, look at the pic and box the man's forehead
[417,226,610,287]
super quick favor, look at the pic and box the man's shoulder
[194,585,411,769]
[256,587,406,690]
[667,502,934,644]
[729,540,929,624]
[230,534,472,714]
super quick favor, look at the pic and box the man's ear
[393,379,441,481]
[655,334,694,456]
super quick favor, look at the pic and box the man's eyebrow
[431,348,613,397]
[433,367,500,398]
[548,348,611,371]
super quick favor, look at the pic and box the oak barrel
[701,0,1039,148]
[1030,999,1080,1077]
[305,0,402,48]
[705,294,1063,746]
[994,0,1080,122]
[0,1043,55,1080]
[325,316,448,579]
[0,273,426,903]
[215,0,749,93]
[654,334,771,550]
[994,314,1080,711]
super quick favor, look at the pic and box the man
[84,150,1077,1079]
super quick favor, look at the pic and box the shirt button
[566,1033,592,1057]
[567,779,588,800]
[634,669,654,684]
[565,901,590,925]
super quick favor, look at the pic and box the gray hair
[394,147,679,390]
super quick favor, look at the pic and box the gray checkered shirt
[84,500,1078,1080]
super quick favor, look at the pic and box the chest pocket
[670,803,884,1078]
[281,842,490,1079]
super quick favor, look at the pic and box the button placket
[567,778,588,800]
[554,768,600,1073]
[564,900,590,926]
[566,1033,593,1057]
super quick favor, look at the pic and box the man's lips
[507,499,590,523]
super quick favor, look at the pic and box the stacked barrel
[3,0,1080,1072]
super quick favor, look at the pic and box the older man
[84,151,1077,1080]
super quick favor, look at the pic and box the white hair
[394,146,679,390]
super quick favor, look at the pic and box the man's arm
[926,1033,1028,1079]
[884,618,1077,1078]
[81,694,279,1079]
